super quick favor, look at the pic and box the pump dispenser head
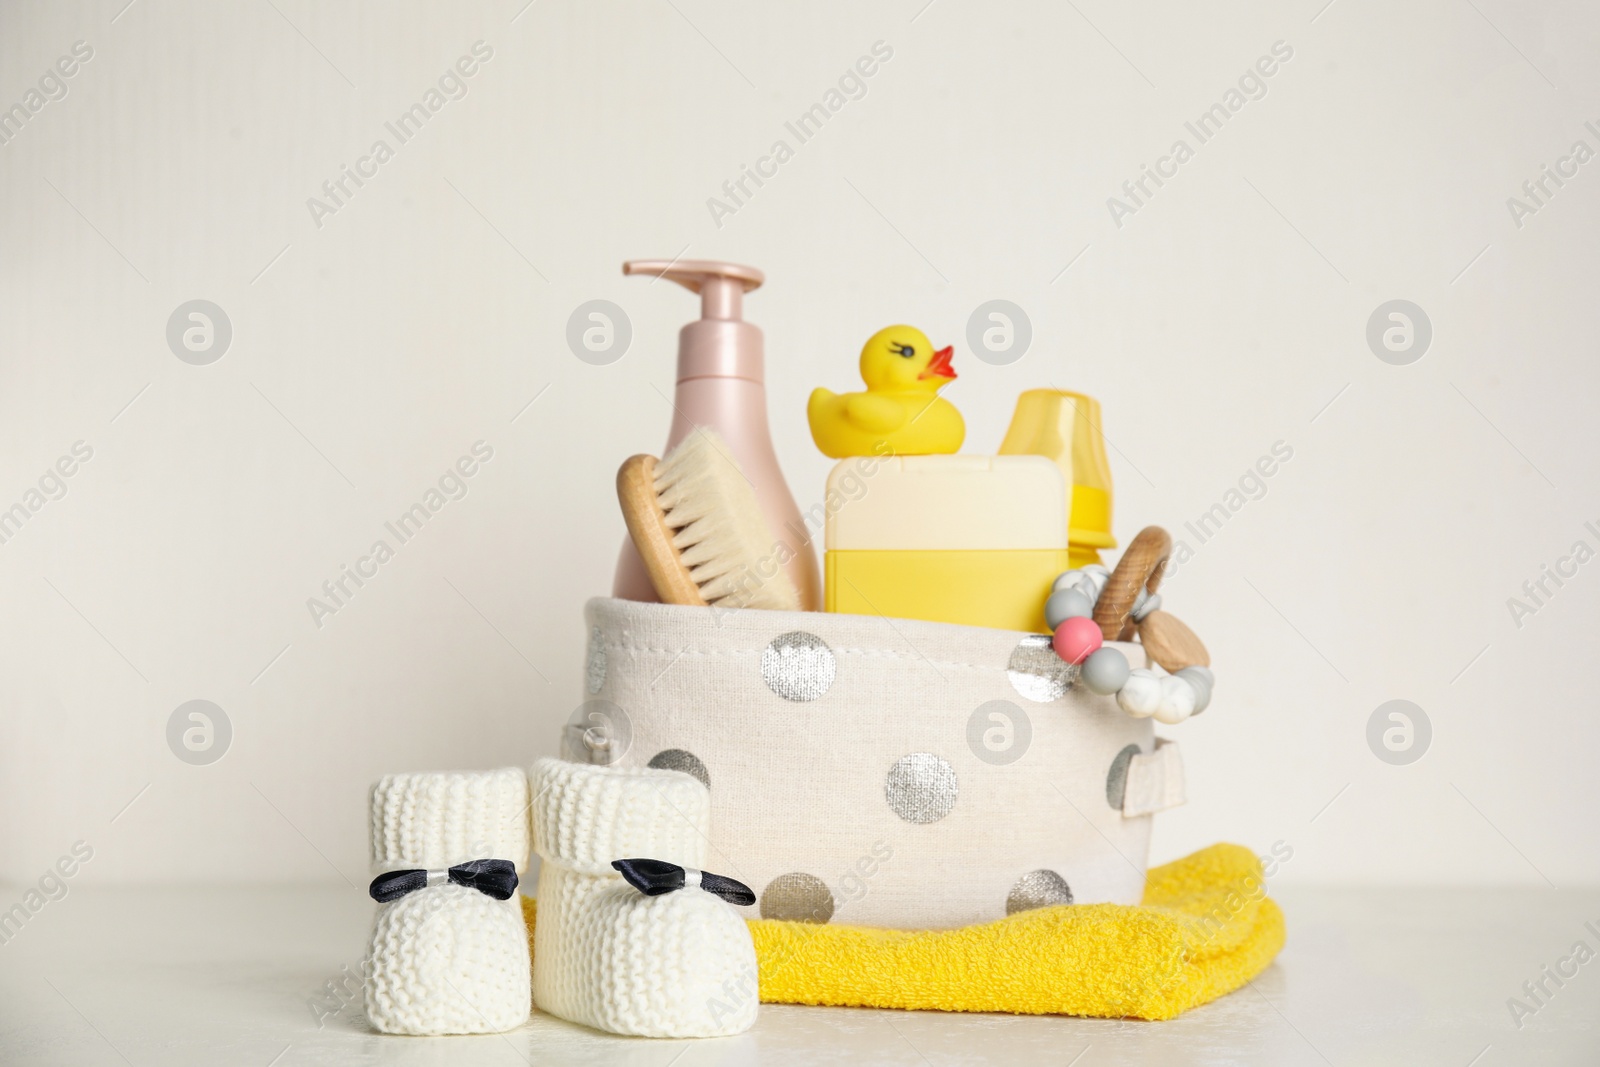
[623,259,762,319]
[623,260,766,383]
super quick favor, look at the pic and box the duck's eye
[892,343,915,359]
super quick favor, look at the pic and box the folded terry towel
[521,842,1283,1021]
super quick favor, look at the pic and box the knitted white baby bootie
[529,757,759,1038]
[364,767,532,1035]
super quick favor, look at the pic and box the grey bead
[1051,570,1082,593]
[1176,667,1213,713]
[1080,647,1131,695]
[1044,587,1094,629]
[1129,591,1162,622]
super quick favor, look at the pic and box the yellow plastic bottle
[999,389,1116,569]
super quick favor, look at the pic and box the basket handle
[1122,739,1186,817]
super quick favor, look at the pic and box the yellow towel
[521,843,1283,1021]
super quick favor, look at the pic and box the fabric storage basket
[566,597,1186,930]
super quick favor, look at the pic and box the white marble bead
[1116,669,1164,718]
[1152,675,1197,724]
[1078,566,1110,604]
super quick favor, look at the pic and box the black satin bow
[368,858,519,903]
[611,858,755,906]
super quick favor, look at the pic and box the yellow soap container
[824,454,1072,632]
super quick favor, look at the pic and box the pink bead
[1052,616,1103,665]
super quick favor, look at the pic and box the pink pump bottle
[611,259,821,610]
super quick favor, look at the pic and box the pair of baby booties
[365,758,757,1038]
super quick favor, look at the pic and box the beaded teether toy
[1041,525,1212,724]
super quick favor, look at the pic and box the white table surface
[0,885,1594,1066]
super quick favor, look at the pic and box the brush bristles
[653,431,800,611]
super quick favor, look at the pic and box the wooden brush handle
[617,454,707,607]
[1093,525,1172,641]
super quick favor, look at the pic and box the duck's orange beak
[919,345,956,381]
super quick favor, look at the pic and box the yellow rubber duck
[807,326,964,458]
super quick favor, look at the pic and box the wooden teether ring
[1093,526,1172,642]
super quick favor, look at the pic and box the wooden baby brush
[616,430,802,611]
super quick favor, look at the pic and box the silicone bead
[1078,566,1110,603]
[1175,666,1213,713]
[1051,570,1082,593]
[1129,590,1162,622]
[1044,587,1094,629]
[1080,647,1130,694]
[1051,616,1102,665]
[1054,565,1110,604]
[1153,675,1196,724]
[1116,669,1163,717]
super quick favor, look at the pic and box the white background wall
[1,0,1596,889]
